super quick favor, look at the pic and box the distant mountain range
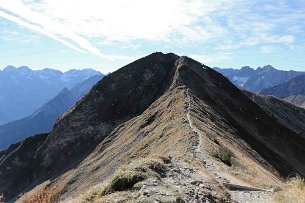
[261,75,305,108]
[0,66,101,125]
[0,75,103,150]
[214,65,305,92]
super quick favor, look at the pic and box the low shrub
[212,147,233,166]
[101,158,166,195]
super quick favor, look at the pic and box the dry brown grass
[189,94,284,189]
[20,188,60,203]
[23,88,192,202]
[101,158,165,195]
[274,176,305,203]
[82,157,167,202]
[15,181,60,203]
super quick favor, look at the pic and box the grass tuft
[211,146,233,166]
[101,158,166,195]
[295,176,305,190]
[275,175,305,203]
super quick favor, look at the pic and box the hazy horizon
[1,0,305,72]
[0,58,304,74]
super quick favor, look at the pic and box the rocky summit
[1,52,305,203]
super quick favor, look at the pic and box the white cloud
[0,28,40,44]
[0,10,86,52]
[260,46,274,54]
[0,0,301,64]
[216,33,295,51]
[31,0,234,42]
[242,34,294,46]
[0,0,239,55]
[190,53,232,64]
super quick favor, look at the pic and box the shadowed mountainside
[244,90,305,137]
[261,75,305,108]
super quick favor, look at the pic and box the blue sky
[1,0,305,73]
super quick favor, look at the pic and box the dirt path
[184,89,275,203]
[138,158,230,202]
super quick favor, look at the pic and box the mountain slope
[1,53,305,202]
[261,75,305,108]
[0,75,103,150]
[0,66,101,125]
[214,66,305,92]
[244,90,305,137]
[0,53,179,200]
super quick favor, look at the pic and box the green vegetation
[85,191,99,202]
[210,136,220,145]
[212,146,233,166]
[101,158,166,195]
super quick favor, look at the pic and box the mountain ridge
[1,53,305,202]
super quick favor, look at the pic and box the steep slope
[261,75,305,108]
[244,90,305,137]
[0,52,180,200]
[0,133,48,200]
[214,65,304,92]
[0,75,103,150]
[33,56,305,202]
[0,66,101,125]
[1,53,305,202]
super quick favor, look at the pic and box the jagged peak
[262,65,275,71]
[3,65,16,71]
[257,65,276,71]
[240,66,253,71]
[18,66,33,74]
[18,66,31,70]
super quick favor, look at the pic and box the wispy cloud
[260,46,274,54]
[0,0,239,53]
[0,0,104,55]
[0,10,86,52]
[0,27,40,44]
[0,0,304,65]
[190,53,233,64]
[0,0,143,60]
